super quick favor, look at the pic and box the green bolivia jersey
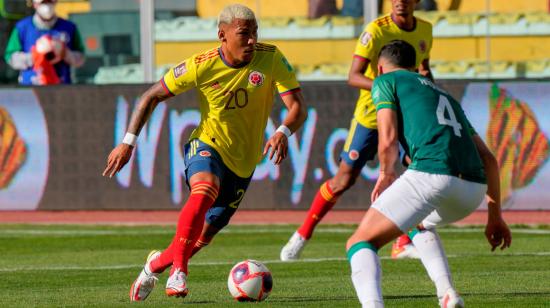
[373,70,486,184]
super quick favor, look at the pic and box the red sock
[297,181,339,239]
[172,181,218,274]
[149,240,176,274]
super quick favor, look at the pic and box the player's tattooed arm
[127,82,172,135]
[418,59,434,81]
[103,82,172,178]
[472,134,512,251]
[348,57,374,91]
[371,108,399,202]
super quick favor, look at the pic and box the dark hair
[379,40,416,68]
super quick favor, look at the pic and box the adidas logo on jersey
[211,81,221,90]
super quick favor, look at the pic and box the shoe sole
[391,247,420,259]
[129,250,161,301]
[280,254,299,262]
[166,287,189,298]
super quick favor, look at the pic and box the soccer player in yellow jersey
[102,4,306,301]
[281,0,433,261]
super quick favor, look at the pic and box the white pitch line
[1,252,550,273]
[0,227,549,237]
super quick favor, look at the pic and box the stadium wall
[0,80,548,211]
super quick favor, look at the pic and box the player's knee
[345,237,357,251]
[346,232,365,250]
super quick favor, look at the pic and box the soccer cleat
[440,289,465,308]
[165,268,189,298]
[280,231,308,261]
[391,235,420,259]
[129,250,161,301]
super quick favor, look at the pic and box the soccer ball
[227,260,273,301]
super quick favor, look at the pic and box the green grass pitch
[1,224,550,307]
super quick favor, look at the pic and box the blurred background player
[4,0,85,85]
[346,40,511,308]
[281,0,432,261]
[102,4,307,301]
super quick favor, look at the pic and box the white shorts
[371,170,487,232]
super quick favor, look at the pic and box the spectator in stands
[341,0,364,17]
[342,0,386,18]
[4,0,85,85]
[416,0,438,11]
[308,0,338,18]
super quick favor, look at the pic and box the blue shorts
[184,139,252,230]
[340,119,378,169]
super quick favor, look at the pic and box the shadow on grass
[182,297,355,305]
[252,295,356,303]
[384,291,550,301]
[462,291,550,297]
[384,294,434,300]
[183,291,550,305]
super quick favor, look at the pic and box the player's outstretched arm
[371,108,399,202]
[103,82,173,178]
[347,57,374,91]
[472,135,512,251]
[263,90,307,165]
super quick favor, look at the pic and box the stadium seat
[93,64,169,84]
[525,12,550,35]
[432,11,475,37]
[430,60,475,79]
[320,63,349,76]
[156,17,217,41]
[487,13,527,36]
[330,16,363,38]
[471,60,518,79]
[525,59,550,78]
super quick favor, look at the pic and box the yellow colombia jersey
[162,43,300,178]
[353,14,432,129]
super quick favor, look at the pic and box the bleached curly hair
[218,4,256,26]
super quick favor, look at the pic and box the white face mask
[36,3,56,20]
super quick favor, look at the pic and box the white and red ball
[35,34,64,64]
[227,260,272,302]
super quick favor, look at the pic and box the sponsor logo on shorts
[419,40,427,53]
[248,71,264,87]
[173,62,187,78]
[360,32,372,46]
[349,150,359,161]
[199,150,211,157]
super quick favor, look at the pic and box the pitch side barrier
[0,80,548,211]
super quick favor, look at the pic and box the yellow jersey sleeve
[354,22,381,61]
[425,28,433,61]
[272,48,300,95]
[161,56,198,96]
[419,21,433,62]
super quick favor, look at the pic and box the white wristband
[276,125,292,138]
[122,133,138,147]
